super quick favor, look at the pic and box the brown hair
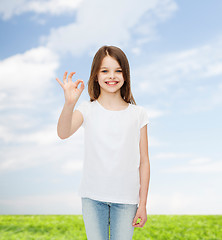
[87,45,136,105]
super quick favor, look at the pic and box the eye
[116,70,122,72]
[101,70,108,73]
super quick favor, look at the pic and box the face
[97,55,125,94]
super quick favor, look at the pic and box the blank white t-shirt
[76,99,149,204]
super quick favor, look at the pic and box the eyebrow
[100,66,122,69]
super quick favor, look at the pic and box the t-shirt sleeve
[139,106,149,129]
[75,100,89,128]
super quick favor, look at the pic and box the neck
[97,92,124,106]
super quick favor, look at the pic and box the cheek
[97,74,106,82]
[97,73,102,80]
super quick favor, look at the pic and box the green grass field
[0,215,221,240]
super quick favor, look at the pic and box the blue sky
[0,0,221,215]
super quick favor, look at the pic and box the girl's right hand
[56,71,85,105]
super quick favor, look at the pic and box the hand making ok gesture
[56,71,85,105]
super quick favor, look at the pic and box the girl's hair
[87,45,136,105]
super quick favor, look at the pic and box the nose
[109,71,115,79]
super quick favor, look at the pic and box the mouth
[105,81,119,86]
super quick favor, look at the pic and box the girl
[56,46,150,240]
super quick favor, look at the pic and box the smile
[105,81,119,86]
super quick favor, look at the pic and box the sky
[0,0,221,215]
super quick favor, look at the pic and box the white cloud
[0,126,84,172]
[61,160,83,175]
[185,82,222,113]
[0,45,62,175]
[41,0,177,56]
[1,190,221,214]
[152,152,222,173]
[145,136,163,147]
[154,153,221,173]
[144,106,167,119]
[15,124,61,145]
[0,46,59,109]
[133,37,222,96]
[0,0,83,20]
[0,192,82,214]
[149,191,222,214]
[131,47,141,55]
[189,157,212,165]
[152,152,193,160]
[0,123,58,144]
[131,37,222,114]
[163,160,222,173]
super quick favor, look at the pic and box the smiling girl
[56,45,150,240]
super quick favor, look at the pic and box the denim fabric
[81,197,138,240]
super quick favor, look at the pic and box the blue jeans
[81,197,138,240]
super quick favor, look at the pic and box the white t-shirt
[76,99,149,204]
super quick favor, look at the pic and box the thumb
[132,215,139,226]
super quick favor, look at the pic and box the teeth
[106,82,118,85]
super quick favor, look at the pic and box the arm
[139,124,150,207]
[56,71,85,139]
[57,102,76,139]
[132,124,150,228]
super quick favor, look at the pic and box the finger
[133,220,144,228]
[132,216,139,226]
[138,218,146,227]
[137,219,145,228]
[74,79,84,89]
[68,72,76,82]
[56,78,64,89]
[63,71,68,83]
[133,216,143,226]
[79,80,85,91]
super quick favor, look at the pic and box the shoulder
[131,104,149,128]
[76,100,94,115]
[77,100,94,107]
[130,103,147,113]
[81,100,93,104]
